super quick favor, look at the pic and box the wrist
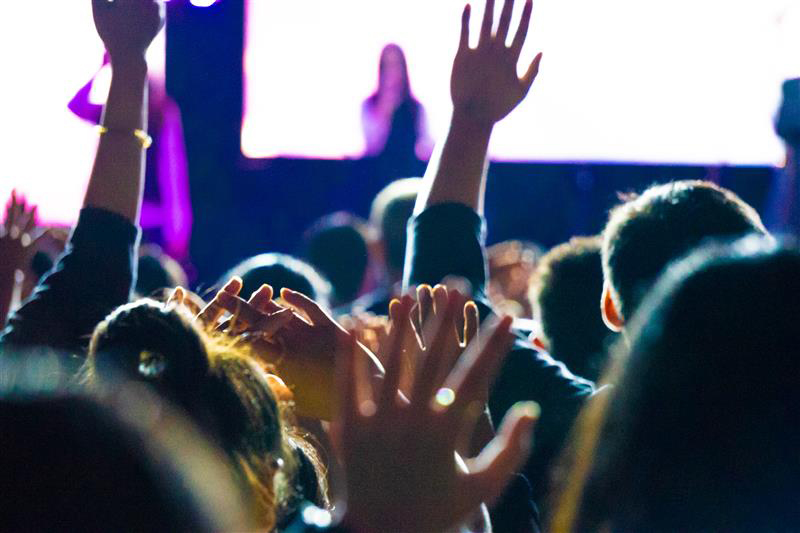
[109,53,148,75]
[450,109,495,139]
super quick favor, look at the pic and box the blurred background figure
[362,44,433,179]
[764,78,800,234]
[530,236,617,382]
[68,52,193,262]
[303,212,370,308]
[487,240,543,319]
[348,177,421,316]
[135,243,190,299]
[218,253,332,311]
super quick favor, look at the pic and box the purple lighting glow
[243,0,788,165]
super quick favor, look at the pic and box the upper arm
[403,203,489,301]
[0,208,138,356]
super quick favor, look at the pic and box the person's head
[531,237,615,381]
[369,177,421,280]
[553,236,800,531]
[85,299,326,528]
[0,361,252,531]
[601,180,766,332]
[377,43,410,97]
[220,253,332,311]
[136,244,189,298]
[303,212,370,306]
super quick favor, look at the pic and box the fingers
[510,0,533,55]
[248,284,273,312]
[459,3,471,51]
[280,287,329,326]
[479,0,495,45]
[335,331,360,429]
[446,316,514,416]
[378,297,413,412]
[464,301,480,346]
[521,52,543,90]
[432,284,449,316]
[167,286,186,307]
[195,277,242,327]
[411,293,461,409]
[462,402,539,507]
[496,0,514,44]
[22,205,37,235]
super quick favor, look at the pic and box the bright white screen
[243,0,800,165]
[0,3,165,225]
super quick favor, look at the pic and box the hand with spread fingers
[178,279,381,420]
[388,285,479,398]
[451,0,542,127]
[0,191,50,325]
[334,293,539,533]
[0,191,47,277]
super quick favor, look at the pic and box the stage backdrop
[242,0,799,165]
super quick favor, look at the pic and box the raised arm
[85,0,164,222]
[0,0,164,356]
[415,0,541,216]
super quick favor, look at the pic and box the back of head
[370,177,421,276]
[86,300,312,527]
[0,365,252,531]
[220,253,332,310]
[136,244,189,298]
[532,237,614,381]
[602,180,766,319]
[558,236,800,531]
[303,212,369,305]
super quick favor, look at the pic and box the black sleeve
[404,203,489,298]
[0,207,139,359]
[405,203,596,503]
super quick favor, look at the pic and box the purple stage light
[190,0,218,7]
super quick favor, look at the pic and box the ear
[601,282,624,333]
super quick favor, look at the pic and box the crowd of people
[1,0,799,531]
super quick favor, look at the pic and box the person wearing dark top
[400,0,595,524]
[1,0,163,365]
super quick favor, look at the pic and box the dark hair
[369,43,412,103]
[0,365,252,531]
[85,300,326,528]
[532,237,615,381]
[136,253,188,298]
[219,253,332,310]
[602,180,766,319]
[303,212,369,305]
[370,177,421,275]
[554,236,800,531]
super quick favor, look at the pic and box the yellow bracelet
[96,125,153,149]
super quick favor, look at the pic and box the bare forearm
[415,111,493,216]
[84,56,148,222]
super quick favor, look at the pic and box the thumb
[462,402,539,508]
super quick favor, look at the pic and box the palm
[450,0,541,125]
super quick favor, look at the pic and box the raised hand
[185,279,382,420]
[92,0,165,62]
[0,191,46,274]
[335,293,539,533]
[451,0,542,126]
